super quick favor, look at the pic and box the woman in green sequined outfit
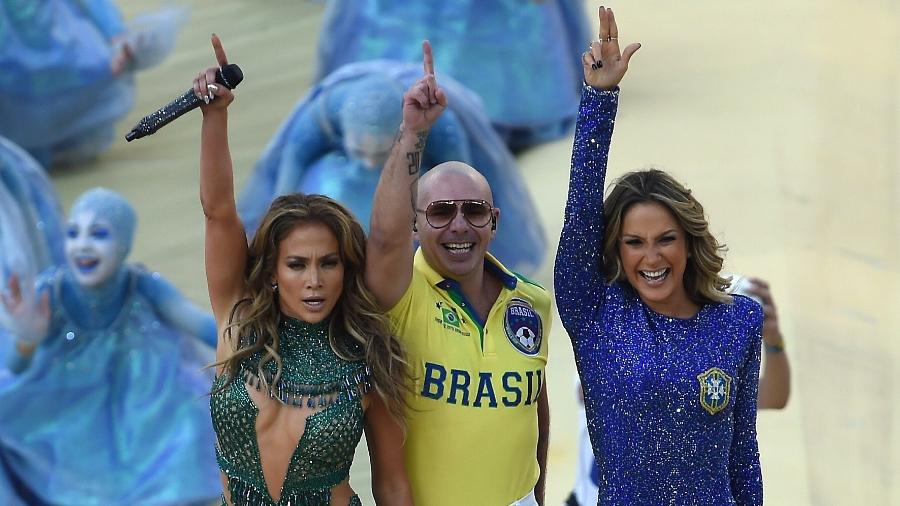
[195,36,414,506]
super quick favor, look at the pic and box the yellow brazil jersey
[388,249,551,506]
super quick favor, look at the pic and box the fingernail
[204,95,210,105]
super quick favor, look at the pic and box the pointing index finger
[422,40,435,76]
[211,33,229,67]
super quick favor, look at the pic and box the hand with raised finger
[194,34,235,113]
[583,7,641,91]
[401,40,448,132]
[746,278,784,347]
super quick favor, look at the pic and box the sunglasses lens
[462,201,491,227]
[426,202,457,228]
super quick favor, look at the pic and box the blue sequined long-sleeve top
[555,85,764,505]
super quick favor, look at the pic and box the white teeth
[640,268,669,281]
[444,242,473,254]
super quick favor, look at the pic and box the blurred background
[27,0,900,504]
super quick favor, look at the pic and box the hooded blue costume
[0,0,184,167]
[239,60,546,274]
[315,0,591,150]
[0,188,220,505]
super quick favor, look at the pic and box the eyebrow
[284,252,340,261]
[621,229,678,239]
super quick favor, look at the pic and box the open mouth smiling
[74,256,100,273]
[639,268,670,285]
[443,242,473,255]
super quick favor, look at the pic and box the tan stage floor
[50,1,898,504]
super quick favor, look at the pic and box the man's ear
[490,207,500,235]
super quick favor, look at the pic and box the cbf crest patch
[697,367,732,415]
[504,298,542,356]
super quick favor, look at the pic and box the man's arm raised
[366,41,446,309]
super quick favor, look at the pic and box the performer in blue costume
[0,136,65,371]
[316,0,590,150]
[238,60,545,274]
[554,9,762,505]
[0,0,184,167]
[0,188,220,505]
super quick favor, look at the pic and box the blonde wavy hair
[216,194,410,427]
[602,169,731,305]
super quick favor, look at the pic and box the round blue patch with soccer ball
[504,299,542,356]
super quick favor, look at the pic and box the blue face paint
[63,188,135,293]
[339,74,403,170]
[68,187,137,261]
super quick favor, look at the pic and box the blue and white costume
[0,0,184,167]
[554,86,763,505]
[316,0,590,150]
[0,136,65,371]
[0,189,220,505]
[239,60,546,274]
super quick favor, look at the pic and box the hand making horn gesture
[402,40,448,132]
[194,34,235,112]
[583,6,641,91]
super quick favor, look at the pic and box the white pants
[509,489,538,506]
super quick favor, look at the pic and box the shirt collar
[413,248,518,291]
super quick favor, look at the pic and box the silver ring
[609,37,618,41]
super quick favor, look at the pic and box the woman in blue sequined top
[195,36,413,506]
[554,8,763,505]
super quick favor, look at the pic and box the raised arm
[196,35,248,332]
[366,41,447,309]
[747,278,791,409]
[554,7,639,337]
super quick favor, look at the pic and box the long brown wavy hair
[215,194,410,427]
[602,169,731,305]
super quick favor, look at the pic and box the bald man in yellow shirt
[366,42,551,506]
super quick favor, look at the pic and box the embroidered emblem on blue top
[504,298,543,356]
[697,367,733,415]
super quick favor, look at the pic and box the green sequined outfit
[211,316,370,506]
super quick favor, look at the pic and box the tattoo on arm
[404,130,429,213]
[406,131,428,176]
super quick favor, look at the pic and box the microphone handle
[125,67,236,142]
[125,89,203,142]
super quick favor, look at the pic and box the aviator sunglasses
[417,199,495,229]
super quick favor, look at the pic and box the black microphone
[124,63,244,142]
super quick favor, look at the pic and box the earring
[271,282,278,292]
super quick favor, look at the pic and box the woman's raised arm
[197,35,248,332]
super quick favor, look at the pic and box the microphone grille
[218,64,244,90]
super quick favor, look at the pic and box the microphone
[124,63,243,142]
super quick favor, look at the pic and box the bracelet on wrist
[765,343,785,354]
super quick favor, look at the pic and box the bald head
[418,161,494,208]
